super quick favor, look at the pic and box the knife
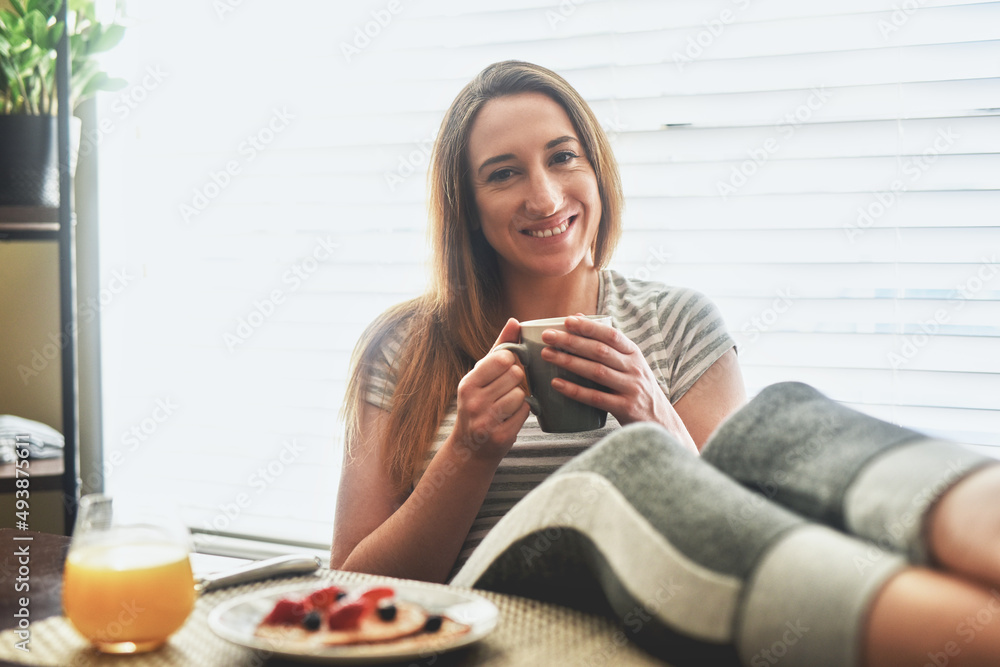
[195,554,323,593]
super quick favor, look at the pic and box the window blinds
[96,0,1000,556]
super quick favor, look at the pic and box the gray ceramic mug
[495,315,611,433]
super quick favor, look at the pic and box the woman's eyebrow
[477,136,580,176]
[546,135,577,149]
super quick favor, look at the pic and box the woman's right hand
[452,317,531,463]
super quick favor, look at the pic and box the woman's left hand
[540,314,695,449]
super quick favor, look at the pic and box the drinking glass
[62,494,196,653]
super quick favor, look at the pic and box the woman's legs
[453,423,907,666]
[865,568,1000,667]
[927,465,1000,587]
[701,381,996,568]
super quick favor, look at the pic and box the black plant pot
[0,115,79,207]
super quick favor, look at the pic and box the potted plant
[0,0,125,207]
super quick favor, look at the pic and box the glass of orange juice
[62,494,196,653]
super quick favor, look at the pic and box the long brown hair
[341,61,624,492]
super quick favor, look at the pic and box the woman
[332,61,1000,666]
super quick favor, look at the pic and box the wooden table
[0,529,670,666]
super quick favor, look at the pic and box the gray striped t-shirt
[364,269,736,577]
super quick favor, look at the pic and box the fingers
[540,315,631,374]
[492,317,521,349]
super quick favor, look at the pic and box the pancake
[254,586,471,649]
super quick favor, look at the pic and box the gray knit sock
[701,381,994,564]
[452,423,905,667]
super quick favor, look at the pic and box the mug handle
[493,342,542,416]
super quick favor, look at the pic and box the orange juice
[63,540,196,652]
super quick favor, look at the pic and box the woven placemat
[0,569,670,666]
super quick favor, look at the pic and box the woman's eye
[487,168,515,182]
[552,151,579,164]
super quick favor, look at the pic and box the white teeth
[525,220,570,238]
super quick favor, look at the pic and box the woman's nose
[523,171,561,218]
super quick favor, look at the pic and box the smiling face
[466,91,603,286]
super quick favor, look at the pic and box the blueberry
[302,611,321,631]
[376,603,397,622]
[335,591,348,601]
[423,615,443,633]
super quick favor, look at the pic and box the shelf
[0,457,64,494]
[0,207,61,240]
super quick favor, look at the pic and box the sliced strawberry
[263,598,308,625]
[327,601,366,630]
[306,585,344,610]
[356,586,395,613]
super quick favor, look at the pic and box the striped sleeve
[362,322,409,412]
[605,271,736,403]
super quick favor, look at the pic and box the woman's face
[466,91,602,283]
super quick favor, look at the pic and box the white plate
[208,580,498,664]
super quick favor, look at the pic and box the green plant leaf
[76,68,106,99]
[23,10,47,46]
[9,1,28,19]
[45,20,63,50]
[90,22,123,53]
[99,75,126,91]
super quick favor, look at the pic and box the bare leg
[865,568,1000,667]
[927,465,1000,587]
